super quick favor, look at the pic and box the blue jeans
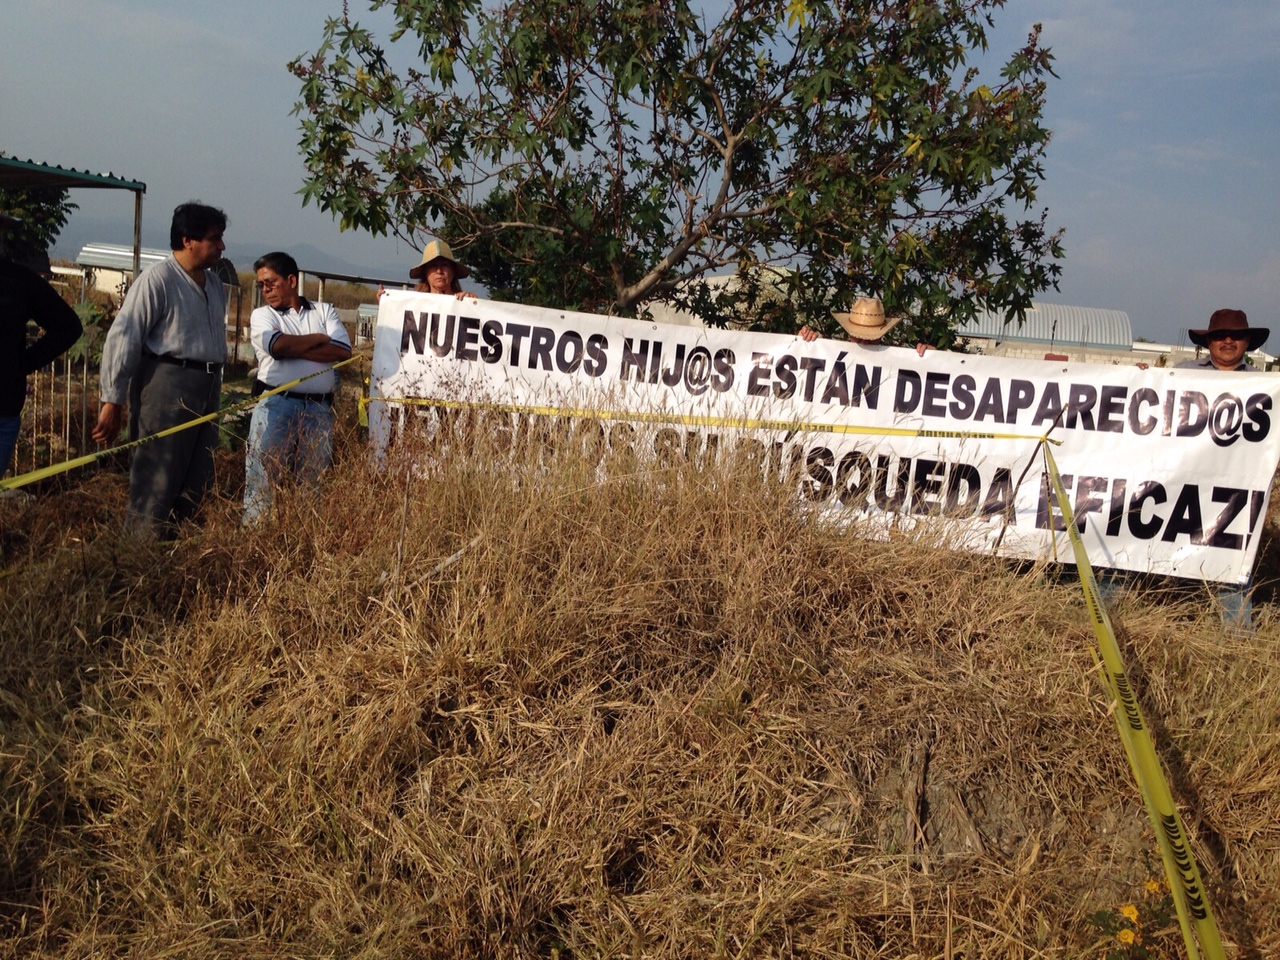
[1093,568,1252,631]
[0,415,20,477]
[1217,581,1253,632]
[244,393,335,523]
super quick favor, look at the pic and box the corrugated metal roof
[76,242,168,272]
[0,156,146,192]
[956,302,1133,349]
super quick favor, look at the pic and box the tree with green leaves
[0,185,76,265]
[292,0,1062,345]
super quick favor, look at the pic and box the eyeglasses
[256,278,283,291]
[1207,330,1246,342]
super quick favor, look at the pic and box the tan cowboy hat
[832,297,902,341]
[1188,308,1269,351]
[408,239,470,280]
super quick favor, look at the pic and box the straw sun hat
[408,239,470,280]
[832,297,902,341]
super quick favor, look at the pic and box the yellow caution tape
[1,356,362,491]
[366,394,1061,445]
[357,377,371,428]
[1044,446,1224,960]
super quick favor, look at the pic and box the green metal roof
[0,156,145,193]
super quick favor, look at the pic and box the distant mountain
[49,213,161,263]
[231,242,408,286]
[50,215,410,286]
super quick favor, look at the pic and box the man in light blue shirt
[93,202,229,536]
[244,250,351,523]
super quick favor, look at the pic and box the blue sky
[3,0,1277,343]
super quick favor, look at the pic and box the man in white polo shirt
[245,251,351,523]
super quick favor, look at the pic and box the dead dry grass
[1,415,1278,959]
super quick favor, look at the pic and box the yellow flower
[1145,878,1165,895]
[1116,928,1137,945]
[1120,904,1140,924]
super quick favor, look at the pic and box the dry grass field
[1,407,1278,959]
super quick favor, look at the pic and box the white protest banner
[370,291,1280,584]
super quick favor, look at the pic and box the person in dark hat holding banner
[1175,308,1268,372]
[1175,308,1271,629]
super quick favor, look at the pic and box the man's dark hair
[253,251,300,279]
[169,202,228,250]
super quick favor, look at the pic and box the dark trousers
[126,356,222,537]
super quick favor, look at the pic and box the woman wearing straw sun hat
[409,239,477,300]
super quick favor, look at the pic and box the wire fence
[10,357,98,480]
[8,327,365,484]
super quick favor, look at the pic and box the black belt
[254,379,332,404]
[150,353,223,374]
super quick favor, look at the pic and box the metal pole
[79,267,88,456]
[64,356,71,455]
[232,283,242,365]
[131,190,143,284]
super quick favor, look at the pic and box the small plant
[1087,875,1177,959]
[68,302,110,366]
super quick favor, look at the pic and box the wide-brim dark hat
[408,239,470,280]
[1189,308,1268,350]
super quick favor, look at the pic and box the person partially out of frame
[243,251,352,524]
[0,211,82,475]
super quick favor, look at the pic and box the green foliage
[1085,874,1178,960]
[67,302,110,366]
[292,0,1063,343]
[0,185,77,263]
